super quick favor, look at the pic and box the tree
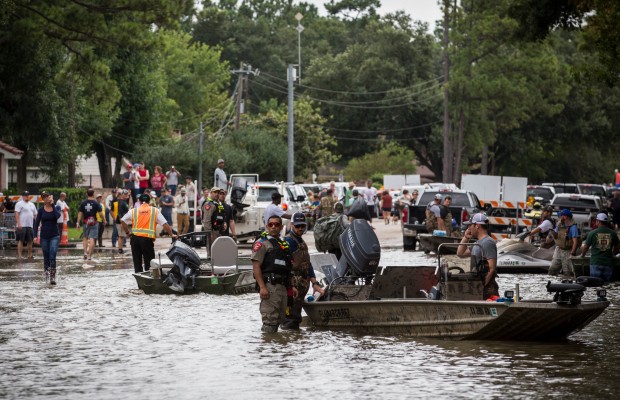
[344,141,417,181]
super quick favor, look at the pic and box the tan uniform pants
[259,282,288,330]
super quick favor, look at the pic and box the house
[0,141,24,191]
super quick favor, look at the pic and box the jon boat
[303,220,609,340]
[133,237,255,295]
[417,232,464,254]
[570,255,620,282]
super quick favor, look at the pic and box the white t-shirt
[364,187,377,205]
[214,168,227,188]
[15,200,37,228]
[56,199,69,223]
[133,171,141,189]
[264,203,285,225]
[538,219,554,233]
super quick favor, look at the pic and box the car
[549,193,604,236]
[320,181,349,202]
[576,183,607,200]
[527,185,555,205]
[542,182,578,194]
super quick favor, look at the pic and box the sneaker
[118,249,124,254]
[83,254,88,260]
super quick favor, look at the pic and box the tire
[403,236,417,251]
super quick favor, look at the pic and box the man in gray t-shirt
[214,159,229,190]
[456,213,499,300]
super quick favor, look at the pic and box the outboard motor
[230,178,251,214]
[546,276,604,305]
[333,219,381,281]
[163,241,202,292]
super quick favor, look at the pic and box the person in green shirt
[581,213,620,283]
[344,181,355,210]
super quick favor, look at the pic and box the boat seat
[211,236,238,275]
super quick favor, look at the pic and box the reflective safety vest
[131,204,158,238]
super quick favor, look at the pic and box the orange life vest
[131,204,158,238]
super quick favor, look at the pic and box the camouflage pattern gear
[549,247,575,278]
[319,195,335,217]
[259,282,288,330]
[443,211,453,236]
[556,224,580,250]
[425,207,438,232]
[282,232,312,329]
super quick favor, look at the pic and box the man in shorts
[76,188,104,260]
[15,191,37,260]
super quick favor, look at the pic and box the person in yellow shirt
[120,193,176,273]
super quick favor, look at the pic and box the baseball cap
[127,164,132,168]
[558,209,573,218]
[291,212,307,226]
[121,189,129,195]
[139,193,151,202]
[133,163,140,168]
[463,213,489,225]
[349,181,355,187]
[211,186,221,193]
[271,191,283,199]
[217,158,224,164]
[180,188,186,193]
[543,205,553,213]
[22,191,29,196]
[434,194,443,200]
[40,191,50,198]
[96,193,103,198]
[596,213,608,222]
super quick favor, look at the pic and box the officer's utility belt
[262,273,288,286]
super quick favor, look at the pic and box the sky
[304,0,443,30]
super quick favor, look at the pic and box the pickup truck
[402,189,482,251]
[549,193,604,237]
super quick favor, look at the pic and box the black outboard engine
[230,179,250,214]
[546,276,604,305]
[333,219,381,281]
[163,241,202,292]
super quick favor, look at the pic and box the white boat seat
[211,236,238,275]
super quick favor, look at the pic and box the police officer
[252,215,293,333]
[281,212,325,330]
[121,192,176,273]
[201,186,226,258]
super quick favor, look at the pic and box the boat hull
[418,234,463,254]
[303,299,609,340]
[571,256,620,281]
[133,270,255,295]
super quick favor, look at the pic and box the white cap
[463,213,489,225]
[434,194,443,200]
[596,213,608,222]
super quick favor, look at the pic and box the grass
[67,227,82,241]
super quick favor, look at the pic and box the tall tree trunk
[68,161,76,187]
[441,0,452,183]
[454,107,465,183]
[481,145,488,175]
[94,142,111,188]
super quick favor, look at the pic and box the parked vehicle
[549,193,604,237]
[576,183,607,200]
[526,185,555,205]
[402,189,482,251]
[542,182,578,194]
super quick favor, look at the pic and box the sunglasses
[267,222,282,228]
[294,224,307,229]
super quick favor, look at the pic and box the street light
[295,12,304,83]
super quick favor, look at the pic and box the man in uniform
[121,192,176,273]
[456,213,499,300]
[581,213,620,283]
[218,189,237,241]
[281,212,325,330]
[548,209,580,278]
[316,188,336,218]
[252,215,294,333]
[201,187,226,258]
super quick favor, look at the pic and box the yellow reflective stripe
[132,206,157,238]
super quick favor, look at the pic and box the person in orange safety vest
[120,192,176,273]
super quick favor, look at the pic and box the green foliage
[40,187,86,222]
[344,141,417,181]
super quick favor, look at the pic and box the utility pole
[287,64,295,182]
[198,121,204,196]
[231,63,260,129]
[295,13,304,84]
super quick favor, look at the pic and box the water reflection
[0,248,618,399]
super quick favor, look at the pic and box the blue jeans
[590,264,613,283]
[169,185,177,196]
[162,209,172,226]
[111,223,118,247]
[40,236,60,271]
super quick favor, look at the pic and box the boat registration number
[211,277,219,284]
[470,307,498,317]
[318,308,350,320]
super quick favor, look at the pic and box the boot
[261,324,279,333]
[45,270,50,284]
[50,269,57,285]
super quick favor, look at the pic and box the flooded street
[1,248,619,399]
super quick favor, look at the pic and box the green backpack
[313,214,347,252]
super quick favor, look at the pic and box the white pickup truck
[549,193,604,237]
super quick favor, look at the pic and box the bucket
[151,267,162,279]
[433,230,446,237]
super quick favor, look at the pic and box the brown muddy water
[0,247,619,399]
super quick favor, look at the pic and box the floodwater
[0,247,618,399]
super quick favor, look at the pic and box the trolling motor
[163,240,202,292]
[546,276,604,305]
